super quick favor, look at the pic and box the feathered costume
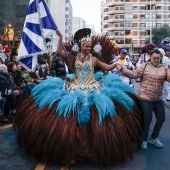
[13,29,143,167]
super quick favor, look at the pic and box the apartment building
[45,0,72,42]
[101,0,170,56]
[72,17,86,35]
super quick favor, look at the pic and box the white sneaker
[141,141,147,149]
[148,137,163,148]
[163,100,169,106]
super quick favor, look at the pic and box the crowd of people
[0,43,68,123]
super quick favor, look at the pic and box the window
[125,6,133,10]
[133,14,137,19]
[157,23,161,27]
[156,14,161,19]
[125,14,133,19]
[140,32,146,36]
[141,14,145,19]
[116,39,124,44]
[120,15,124,19]
[141,6,146,10]
[156,6,161,10]
[125,30,130,35]
[125,22,132,27]
[141,23,145,27]
[125,39,132,44]
[132,31,137,36]
[120,31,124,35]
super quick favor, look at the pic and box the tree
[145,25,170,45]
[0,0,28,48]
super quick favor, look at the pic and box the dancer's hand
[56,30,63,38]
[116,63,123,71]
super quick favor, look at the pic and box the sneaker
[141,141,147,149]
[163,100,169,106]
[148,137,163,148]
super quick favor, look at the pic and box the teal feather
[57,90,85,118]
[103,74,135,94]
[35,89,68,110]
[88,91,116,126]
[101,87,135,111]
[94,71,104,81]
[78,106,91,125]
[31,77,64,98]
[66,73,75,80]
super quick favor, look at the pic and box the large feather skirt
[13,74,143,167]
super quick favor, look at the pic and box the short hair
[0,64,7,72]
[150,49,161,56]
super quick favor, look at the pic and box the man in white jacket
[158,48,170,105]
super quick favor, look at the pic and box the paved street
[0,82,170,170]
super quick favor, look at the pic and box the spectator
[116,49,170,149]
[7,62,32,97]
[10,48,18,60]
[0,58,3,65]
[11,55,19,65]
[0,44,7,64]
[159,48,170,106]
[0,91,8,123]
[17,65,37,88]
[136,45,154,67]
[3,47,11,64]
[0,64,23,119]
[111,49,133,85]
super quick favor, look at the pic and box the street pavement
[0,82,170,170]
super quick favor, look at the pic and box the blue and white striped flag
[18,0,57,71]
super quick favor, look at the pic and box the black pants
[139,99,165,140]
[8,91,23,110]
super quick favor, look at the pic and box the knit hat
[3,47,11,53]
[7,62,15,71]
[158,48,165,56]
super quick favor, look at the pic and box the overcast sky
[71,0,101,33]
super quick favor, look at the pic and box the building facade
[101,0,170,56]
[72,17,86,35]
[45,0,72,42]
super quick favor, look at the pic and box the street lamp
[150,0,152,43]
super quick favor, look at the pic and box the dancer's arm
[56,30,67,60]
[93,57,116,71]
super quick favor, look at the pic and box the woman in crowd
[13,28,143,167]
[116,49,170,149]
[7,62,32,97]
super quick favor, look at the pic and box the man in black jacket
[0,64,23,120]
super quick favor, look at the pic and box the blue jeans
[139,99,165,140]
[0,97,6,113]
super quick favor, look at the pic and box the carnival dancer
[13,28,143,167]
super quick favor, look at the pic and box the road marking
[35,164,45,170]
[0,124,12,130]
